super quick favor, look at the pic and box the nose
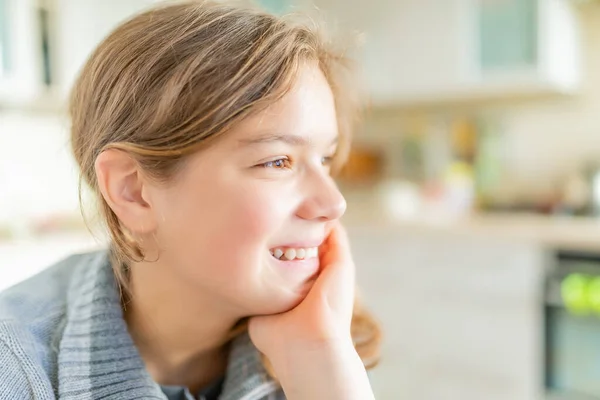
[296,170,347,222]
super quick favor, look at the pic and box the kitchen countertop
[342,206,600,253]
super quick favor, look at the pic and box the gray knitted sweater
[0,251,285,399]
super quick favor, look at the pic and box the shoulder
[0,250,108,398]
[0,335,54,399]
[0,251,100,326]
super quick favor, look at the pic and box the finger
[319,221,351,266]
[310,222,355,319]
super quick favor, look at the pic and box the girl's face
[146,65,346,316]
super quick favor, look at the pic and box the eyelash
[321,156,334,166]
[259,155,334,170]
[261,158,292,169]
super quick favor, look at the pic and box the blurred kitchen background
[3,0,600,399]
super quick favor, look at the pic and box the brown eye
[262,158,291,169]
[321,155,334,166]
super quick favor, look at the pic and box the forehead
[225,65,339,147]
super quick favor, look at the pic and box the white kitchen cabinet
[50,0,157,101]
[0,0,156,110]
[0,0,45,107]
[258,0,295,14]
[315,0,581,107]
[347,224,546,399]
[1,0,581,110]
[464,0,581,101]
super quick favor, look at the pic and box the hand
[249,221,354,354]
[248,222,374,400]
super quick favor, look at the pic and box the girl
[0,1,381,399]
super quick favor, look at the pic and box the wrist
[272,340,374,400]
[269,337,352,376]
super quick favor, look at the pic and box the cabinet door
[315,0,470,105]
[53,0,155,98]
[347,226,545,399]
[370,0,467,104]
[315,0,578,105]
[0,0,42,105]
[257,0,294,14]
[0,0,9,75]
[477,0,538,72]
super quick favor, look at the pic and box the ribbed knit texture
[0,251,284,400]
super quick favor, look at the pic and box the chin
[260,280,314,315]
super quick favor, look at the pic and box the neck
[123,260,240,392]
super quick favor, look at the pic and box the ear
[95,149,157,235]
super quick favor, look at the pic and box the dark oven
[545,250,600,399]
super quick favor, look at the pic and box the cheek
[214,182,291,248]
[159,177,293,269]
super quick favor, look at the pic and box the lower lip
[270,254,320,274]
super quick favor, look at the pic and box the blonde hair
[70,0,380,371]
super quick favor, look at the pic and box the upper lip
[270,239,325,249]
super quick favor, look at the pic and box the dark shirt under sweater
[160,376,225,400]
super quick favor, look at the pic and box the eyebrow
[238,133,338,147]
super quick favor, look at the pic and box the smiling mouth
[269,247,319,261]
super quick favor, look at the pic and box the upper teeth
[270,247,318,261]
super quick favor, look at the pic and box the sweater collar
[57,251,280,400]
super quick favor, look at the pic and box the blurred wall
[0,113,76,223]
[3,3,600,221]
[496,5,600,186]
[361,4,600,195]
